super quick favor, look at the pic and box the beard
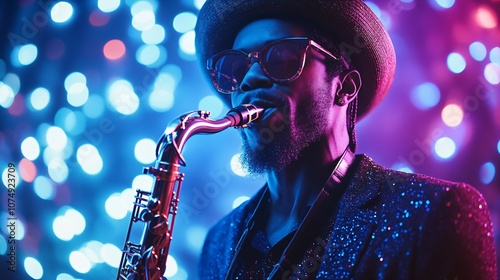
[239,87,334,174]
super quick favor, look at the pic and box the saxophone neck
[157,104,264,164]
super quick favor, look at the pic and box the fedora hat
[195,0,396,120]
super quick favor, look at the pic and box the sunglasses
[206,37,340,94]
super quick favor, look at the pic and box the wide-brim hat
[195,0,396,120]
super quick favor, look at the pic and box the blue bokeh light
[469,41,487,61]
[173,12,197,33]
[51,1,74,23]
[447,52,466,74]
[18,44,38,66]
[24,257,44,279]
[479,162,495,185]
[98,0,121,13]
[410,82,441,110]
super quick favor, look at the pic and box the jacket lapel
[318,155,384,279]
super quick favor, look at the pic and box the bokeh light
[17,44,38,66]
[51,1,74,23]
[484,63,500,85]
[141,24,166,44]
[0,81,15,108]
[105,193,128,220]
[434,137,457,159]
[76,144,104,175]
[19,158,37,182]
[29,87,51,111]
[134,138,156,164]
[447,52,466,74]
[173,12,197,33]
[232,196,250,209]
[21,136,41,160]
[1,1,499,278]
[441,104,463,127]
[107,79,140,115]
[479,162,495,185]
[33,176,56,200]
[230,153,248,177]
[469,41,487,61]
[431,0,455,9]
[410,82,441,110]
[98,0,121,13]
[69,251,92,274]
[490,47,500,65]
[179,31,196,57]
[24,257,44,279]
[103,39,126,60]
[53,208,86,241]
[475,5,498,29]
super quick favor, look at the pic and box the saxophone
[117,104,264,280]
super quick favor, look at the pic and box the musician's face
[231,18,339,174]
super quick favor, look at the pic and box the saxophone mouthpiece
[226,104,265,127]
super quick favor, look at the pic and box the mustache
[239,90,287,109]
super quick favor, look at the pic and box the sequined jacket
[199,155,497,279]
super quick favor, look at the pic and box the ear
[335,70,362,106]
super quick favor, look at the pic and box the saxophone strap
[267,147,356,279]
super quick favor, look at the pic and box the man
[194,0,497,279]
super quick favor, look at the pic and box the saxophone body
[117,104,263,280]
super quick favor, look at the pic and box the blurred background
[0,0,499,279]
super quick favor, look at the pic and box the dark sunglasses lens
[264,42,303,80]
[213,53,247,92]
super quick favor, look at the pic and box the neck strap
[267,147,356,279]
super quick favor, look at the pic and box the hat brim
[195,0,396,120]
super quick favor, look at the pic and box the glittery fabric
[199,155,497,279]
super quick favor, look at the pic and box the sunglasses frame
[207,37,340,94]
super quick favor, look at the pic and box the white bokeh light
[105,193,128,220]
[0,81,15,108]
[233,196,250,209]
[24,257,44,279]
[21,136,40,160]
[132,9,155,31]
[64,72,87,91]
[179,31,196,56]
[67,82,89,107]
[30,87,51,110]
[141,24,166,45]
[447,52,466,74]
[173,12,197,33]
[77,144,104,175]
[131,174,153,192]
[51,1,74,23]
[46,126,68,151]
[69,251,92,274]
[134,138,157,164]
[164,255,179,278]
[98,0,121,13]
[47,157,69,183]
[33,176,55,200]
[18,44,38,66]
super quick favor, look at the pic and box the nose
[239,61,273,92]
